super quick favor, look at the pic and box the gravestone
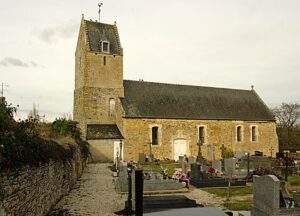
[181,160,188,174]
[178,156,184,163]
[135,170,143,215]
[294,193,300,207]
[188,156,197,165]
[190,164,203,182]
[116,163,128,192]
[212,160,222,172]
[201,165,209,172]
[251,175,280,216]
[207,145,215,161]
[139,153,146,163]
[131,169,136,212]
[224,158,236,175]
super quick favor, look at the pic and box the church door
[173,139,187,161]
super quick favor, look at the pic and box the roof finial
[98,2,103,22]
[251,85,254,90]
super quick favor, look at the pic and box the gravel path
[184,186,225,207]
[49,163,126,216]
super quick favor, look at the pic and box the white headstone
[212,160,222,172]
[224,158,236,175]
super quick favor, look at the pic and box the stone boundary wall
[0,147,87,216]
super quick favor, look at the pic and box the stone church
[73,15,278,162]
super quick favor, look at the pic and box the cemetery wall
[123,118,278,161]
[0,146,87,216]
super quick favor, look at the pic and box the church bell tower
[73,14,124,138]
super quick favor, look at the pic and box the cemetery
[112,151,300,215]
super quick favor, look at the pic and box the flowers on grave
[172,170,190,188]
[172,170,189,182]
[208,167,215,174]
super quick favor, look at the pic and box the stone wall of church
[74,87,124,138]
[89,139,115,162]
[122,118,278,161]
[73,19,124,139]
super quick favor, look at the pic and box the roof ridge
[83,20,91,49]
[251,89,275,120]
[123,79,251,92]
[113,24,122,54]
[84,19,115,26]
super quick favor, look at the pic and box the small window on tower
[101,41,110,53]
[109,98,115,116]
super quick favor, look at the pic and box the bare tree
[273,103,300,129]
[273,103,300,150]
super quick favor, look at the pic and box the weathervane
[98,3,103,22]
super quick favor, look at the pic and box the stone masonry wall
[123,118,279,161]
[0,147,86,216]
[73,17,124,139]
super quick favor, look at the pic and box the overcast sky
[0,0,299,121]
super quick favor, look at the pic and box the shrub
[0,102,89,171]
[220,145,235,159]
[51,118,81,139]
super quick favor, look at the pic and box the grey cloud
[0,57,38,68]
[36,21,78,44]
[0,57,28,67]
[30,61,38,67]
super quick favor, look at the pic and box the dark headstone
[135,170,143,216]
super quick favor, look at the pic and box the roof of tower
[84,20,122,55]
[121,80,275,121]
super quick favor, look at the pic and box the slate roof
[121,80,275,121]
[84,20,122,55]
[86,124,123,140]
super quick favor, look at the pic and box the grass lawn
[202,186,252,197]
[223,201,252,211]
[139,163,181,176]
[287,176,300,186]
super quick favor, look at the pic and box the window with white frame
[109,98,115,116]
[101,41,110,53]
[251,125,258,142]
[236,125,242,142]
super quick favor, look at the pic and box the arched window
[151,126,158,145]
[109,98,115,116]
[251,126,257,142]
[198,126,205,144]
[236,126,242,142]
